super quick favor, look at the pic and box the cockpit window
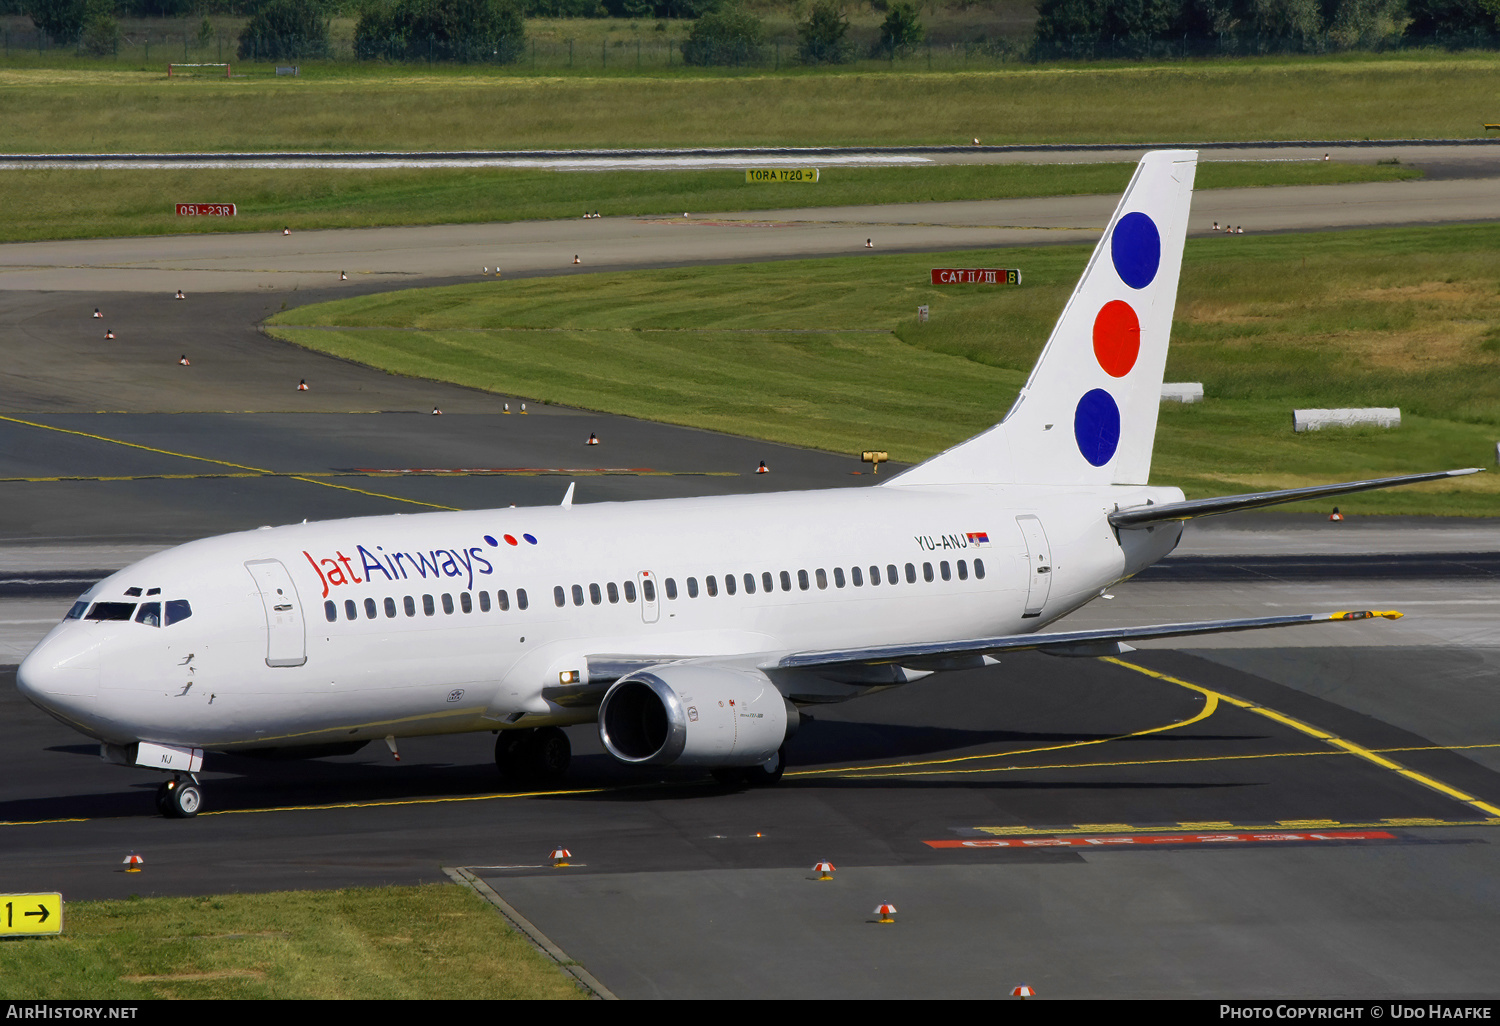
[65,601,88,620]
[86,602,136,621]
[165,599,192,626]
[135,602,161,627]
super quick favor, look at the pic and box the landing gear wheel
[159,779,202,818]
[494,729,532,784]
[522,727,571,785]
[496,727,571,786]
[743,746,786,786]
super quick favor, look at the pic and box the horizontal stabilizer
[779,610,1401,672]
[1109,469,1482,528]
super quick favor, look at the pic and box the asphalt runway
[0,177,1496,998]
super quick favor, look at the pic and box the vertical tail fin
[890,150,1198,488]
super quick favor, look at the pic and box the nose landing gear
[156,777,203,818]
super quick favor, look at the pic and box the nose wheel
[156,777,203,818]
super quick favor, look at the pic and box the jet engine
[597,665,793,767]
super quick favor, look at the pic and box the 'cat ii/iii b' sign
[1,893,63,936]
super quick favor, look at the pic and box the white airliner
[17,150,1478,817]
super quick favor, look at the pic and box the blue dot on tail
[1074,389,1121,467]
[484,535,498,547]
[1111,212,1161,290]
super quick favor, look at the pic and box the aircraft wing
[1109,469,1480,528]
[778,609,1402,671]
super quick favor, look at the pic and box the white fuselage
[17,480,1183,752]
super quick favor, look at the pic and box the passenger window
[664,579,677,600]
[345,600,358,621]
[86,602,136,621]
[687,577,699,599]
[571,585,584,607]
[833,567,845,588]
[66,600,88,620]
[725,574,736,596]
[816,569,828,590]
[442,594,455,614]
[958,559,968,581]
[975,558,986,579]
[642,578,657,603]
[706,575,718,597]
[797,570,809,591]
[554,586,566,608]
[423,595,435,616]
[404,595,417,617]
[624,581,636,603]
[365,598,378,619]
[147,588,160,596]
[906,563,917,584]
[744,573,756,595]
[516,589,528,610]
[762,572,773,593]
[607,582,619,604]
[923,562,934,583]
[941,561,951,581]
[887,564,899,585]
[497,590,510,611]
[385,597,398,617]
[461,592,473,613]
[589,583,602,605]
[166,600,192,625]
[325,600,337,622]
[852,566,863,587]
[478,592,490,613]
[135,602,161,627]
[870,565,882,586]
[780,571,791,592]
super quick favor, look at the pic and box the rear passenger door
[245,559,308,667]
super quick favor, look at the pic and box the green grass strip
[0,884,586,1000]
[0,160,1417,244]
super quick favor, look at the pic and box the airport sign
[2,893,63,936]
[745,168,819,184]
[931,268,1021,285]
[176,203,237,216]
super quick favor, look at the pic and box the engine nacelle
[597,664,790,767]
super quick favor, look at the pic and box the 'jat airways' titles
[301,533,534,597]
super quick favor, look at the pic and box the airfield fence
[3,23,1500,70]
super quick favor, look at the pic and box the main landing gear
[155,776,203,818]
[495,727,571,787]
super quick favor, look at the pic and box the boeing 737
[16,150,1480,817]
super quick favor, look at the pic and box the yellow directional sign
[1,893,63,936]
[745,168,819,184]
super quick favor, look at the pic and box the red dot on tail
[1092,300,1141,378]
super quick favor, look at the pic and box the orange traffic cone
[105,329,114,339]
[297,379,309,391]
[93,308,102,318]
[282,227,290,236]
[123,853,144,873]
[585,432,598,446]
[178,355,190,366]
[1329,507,1343,522]
[874,903,897,924]
[551,847,572,868]
[573,255,580,265]
[813,861,835,881]
[756,461,768,474]
[175,289,185,300]
[432,406,442,416]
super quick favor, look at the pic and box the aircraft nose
[17,628,101,709]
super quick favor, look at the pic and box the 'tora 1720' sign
[931,268,1021,285]
[176,203,237,216]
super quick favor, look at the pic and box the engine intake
[598,665,790,767]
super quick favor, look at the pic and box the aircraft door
[637,570,660,624]
[1015,515,1053,618]
[244,559,308,667]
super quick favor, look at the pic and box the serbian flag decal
[966,531,991,547]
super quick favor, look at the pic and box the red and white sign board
[931,268,1020,285]
[925,830,1395,849]
[176,203,236,217]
